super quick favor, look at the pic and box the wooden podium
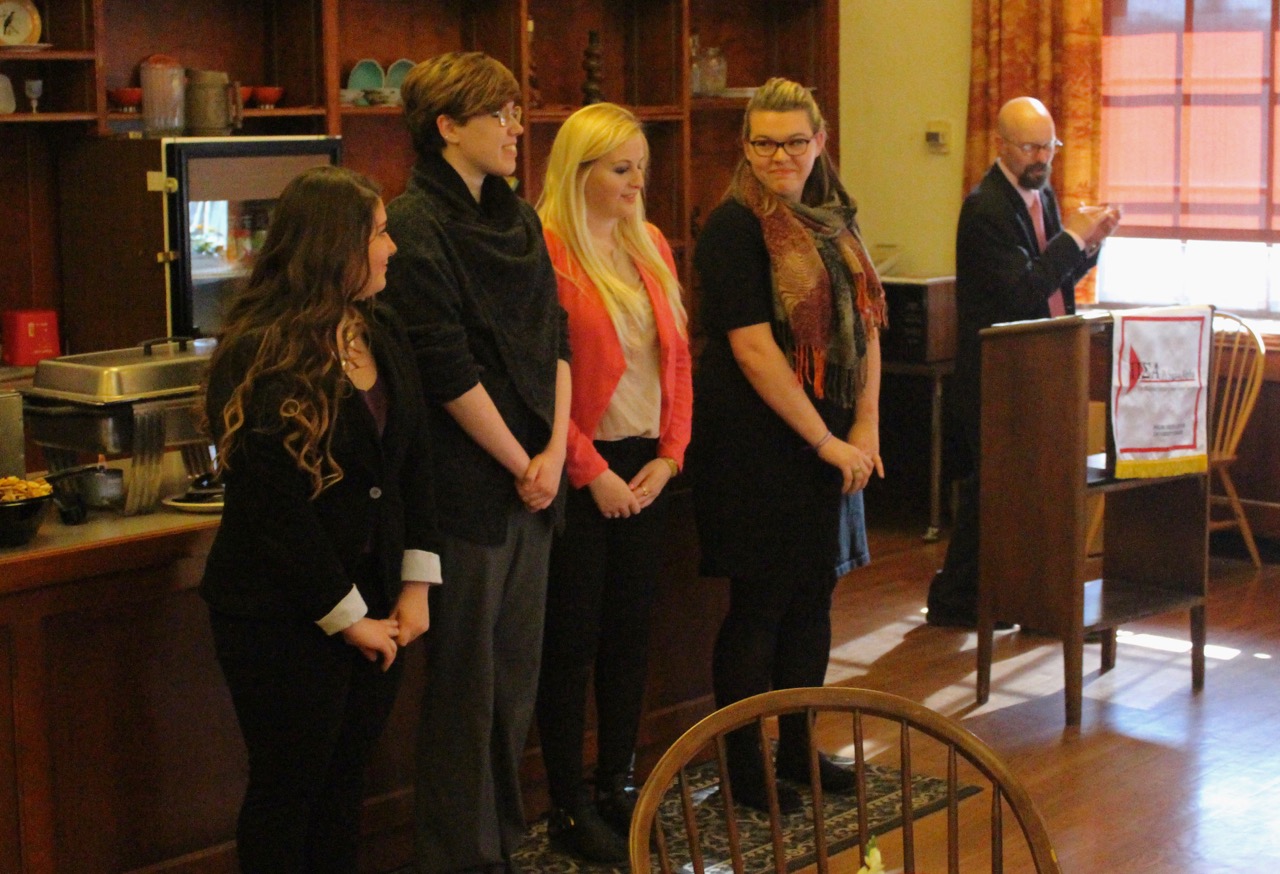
[975,312,1208,726]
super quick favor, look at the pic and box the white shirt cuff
[402,549,443,585]
[316,585,368,635]
[1065,228,1086,251]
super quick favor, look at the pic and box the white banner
[1111,306,1211,478]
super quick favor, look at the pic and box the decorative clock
[0,1,41,46]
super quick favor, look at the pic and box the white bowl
[339,88,365,106]
[364,87,400,106]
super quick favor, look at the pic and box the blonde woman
[534,102,692,862]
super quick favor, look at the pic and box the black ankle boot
[595,773,637,837]
[547,802,629,863]
[775,749,857,794]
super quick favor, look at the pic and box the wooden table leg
[1063,634,1083,726]
[1190,604,1206,691]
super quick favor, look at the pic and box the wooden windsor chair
[629,686,1061,874]
[1208,312,1266,568]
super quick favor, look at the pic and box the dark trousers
[536,437,669,809]
[209,559,401,874]
[712,568,839,773]
[927,402,981,616]
[414,509,552,874]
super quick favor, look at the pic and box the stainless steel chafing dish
[21,337,216,516]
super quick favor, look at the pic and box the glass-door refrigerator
[58,135,342,354]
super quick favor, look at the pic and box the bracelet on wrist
[812,430,834,452]
[659,456,680,477]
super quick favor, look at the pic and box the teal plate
[386,58,415,89]
[347,58,384,91]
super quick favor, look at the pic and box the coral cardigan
[544,224,693,489]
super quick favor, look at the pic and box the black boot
[774,748,857,794]
[596,771,638,837]
[547,800,629,864]
[722,727,803,815]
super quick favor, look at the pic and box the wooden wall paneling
[687,108,740,235]
[1224,374,1280,538]
[0,627,20,873]
[0,128,62,317]
[101,0,268,90]
[42,0,96,52]
[46,583,241,871]
[518,119,557,206]
[11,615,56,873]
[643,119,683,244]
[527,0,627,110]
[626,0,682,107]
[266,0,325,109]
[57,138,170,354]
[336,0,464,69]
[464,0,522,66]
[340,115,416,201]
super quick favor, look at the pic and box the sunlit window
[1099,0,1280,315]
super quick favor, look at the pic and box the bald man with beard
[925,96,1121,629]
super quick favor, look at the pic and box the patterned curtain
[965,0,1104,300]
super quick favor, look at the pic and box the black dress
[689,199,854,583]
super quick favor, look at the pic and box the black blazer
[201,302,440,624]
[952,163,1099,434]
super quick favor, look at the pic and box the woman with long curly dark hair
[201,165,441,873]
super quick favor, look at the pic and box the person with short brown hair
[381,51,570,874]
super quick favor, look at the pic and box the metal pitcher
[185,69,243,136]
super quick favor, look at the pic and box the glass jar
[701,47,727,96]
[689,33,703,97]
[140,54,185,137]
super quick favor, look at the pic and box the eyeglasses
[747,136,814,158]
[488,103,523,127]
[1006,138,1062,158]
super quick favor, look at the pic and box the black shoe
[596,783,637,837]
[775,750,856,794]
[925,606,1013,631]
[725,775,804,815]
[547,803,629,863]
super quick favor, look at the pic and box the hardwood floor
[816,516,1280,873]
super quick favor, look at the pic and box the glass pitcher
[140,54,185,137]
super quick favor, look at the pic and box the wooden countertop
[0,507,219,595]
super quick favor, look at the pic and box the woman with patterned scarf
[689,77,887,814]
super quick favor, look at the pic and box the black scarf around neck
[411,151,560,428]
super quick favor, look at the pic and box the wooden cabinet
[0,0,838,325]
[974,313,1208,727]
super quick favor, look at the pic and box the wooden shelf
[1081,576,1206,631]
[0,112,96,123]
[338,104,402,116]
[0,49,96,62]
[527,104,686,123]
[242,107,326,118]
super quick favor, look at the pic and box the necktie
[1030,194,1067,316]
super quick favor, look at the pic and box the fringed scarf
[737,165,888,408]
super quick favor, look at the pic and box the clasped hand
[1064,203,1123,249]
[341,617,401,671]
[817,428,883,494]
[516,449,564,511]
[589,458,674,519]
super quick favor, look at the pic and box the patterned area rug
[510,758,981,874]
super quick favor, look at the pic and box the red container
[2,309,61,366]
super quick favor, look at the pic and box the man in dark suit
[926,96,1121,628]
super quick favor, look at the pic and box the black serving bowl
[0,495,53,548]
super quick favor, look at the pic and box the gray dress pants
[414,508,552,873]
